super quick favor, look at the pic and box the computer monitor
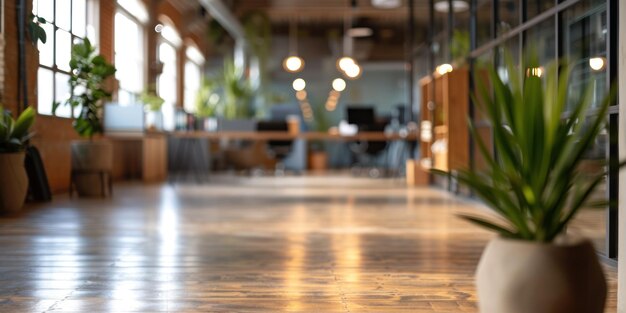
[103,103,144,134]
[346,106,375,127]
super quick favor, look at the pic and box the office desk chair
[349,122,390,178]
[257,121,293,175]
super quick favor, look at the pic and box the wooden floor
[0,175,617,312]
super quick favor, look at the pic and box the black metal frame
[411,0,620,261]
[35,0,89,118]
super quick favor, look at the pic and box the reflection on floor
[0,174,617,312]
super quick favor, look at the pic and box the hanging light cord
[289,16,298,56]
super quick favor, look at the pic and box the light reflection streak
[285,205,307,312]
[158,186,180,308]
[331,196,361,284]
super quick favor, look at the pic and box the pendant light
[336,3,362,80]
[282,17,304,73]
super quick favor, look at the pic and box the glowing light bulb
[337,57,356,72]
[589,57,605,71]
[344,63,362,79]
[283,56,304,73]
[332,78,346,92]
[296,90,307,101]
[292,78,306,91]
[436,64,453,75]
[527,67,543,77]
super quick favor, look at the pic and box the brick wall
[3,0,207,194]
[3,0,38,116]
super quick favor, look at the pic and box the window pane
[55,29,72,71]
[184,61,201,113]
[115,12,144,95]
[55,0,71,31]
[72,0,87,37]
[562,0,607,110]
[158,42,177,131]
[499,0,519,34]
[524,17,555,65]
[433,5,448,64]
[477,0,492,47]
[54,72,72,118]
[118,0,149,23]
[39,22,54,67]
[37,0,54,23]
[37,68,54,115]
[527,0,554,20]
[452,8,470,61]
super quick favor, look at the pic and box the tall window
[33,0,94,117]
[115,0,148,105]
[157,24,181,131]
[183,45,205,113]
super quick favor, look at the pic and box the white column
[618,0,626,310]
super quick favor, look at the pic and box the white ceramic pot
[476,237,606,313]
[0,152,28,213]
[71,140,113,197]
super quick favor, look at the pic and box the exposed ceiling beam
[198,0,246,41]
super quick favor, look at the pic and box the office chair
[257,121,293,175]
[349,121,390,178]
[346,106,390,177]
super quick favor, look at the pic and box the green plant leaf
[458,214,517,238]
[459,46,617,242]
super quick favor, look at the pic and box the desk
[171,131,419,177]
[171,131,419,142]
[107,133,168,183]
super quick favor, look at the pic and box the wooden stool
[70,169,113,198]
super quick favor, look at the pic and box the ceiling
[163,0,438,61]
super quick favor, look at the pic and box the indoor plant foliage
[0,107,35,212]
[449,51,614,313]
[56,38,116,139]
[58,39,116,197]
[140,87,165,131]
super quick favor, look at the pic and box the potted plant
[439,51,616,312]
[0,107,35,212]
[194,77,221,131]
[308,101,331,171]
[55,38,116,197]
[140,87,165,131]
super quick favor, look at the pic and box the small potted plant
[437,50,616,313]
[308,103,331,171]
[140,87,164,131]
[55,38,116,197]
[0,107,35,212]
[194,77,221,131]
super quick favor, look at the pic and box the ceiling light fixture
[436,63,453,75]
[282,17,304,73]
[283,56,304,73]
[337,57,356,72]
[434,0,469,13]
[589,57,606,71]
[347,27,373,38]
[332,78,347,92]
[371,0,402,8]
[292,78,306,91]
[344,63,362,79]
[336,2,363,80]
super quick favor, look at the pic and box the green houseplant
[55,38,116,138]
[140,88,165,131]
[442,51,615,312]
[222,58,253,119]
[0,107,35,212]
[56,38,116,197]
[307,101,331,171]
